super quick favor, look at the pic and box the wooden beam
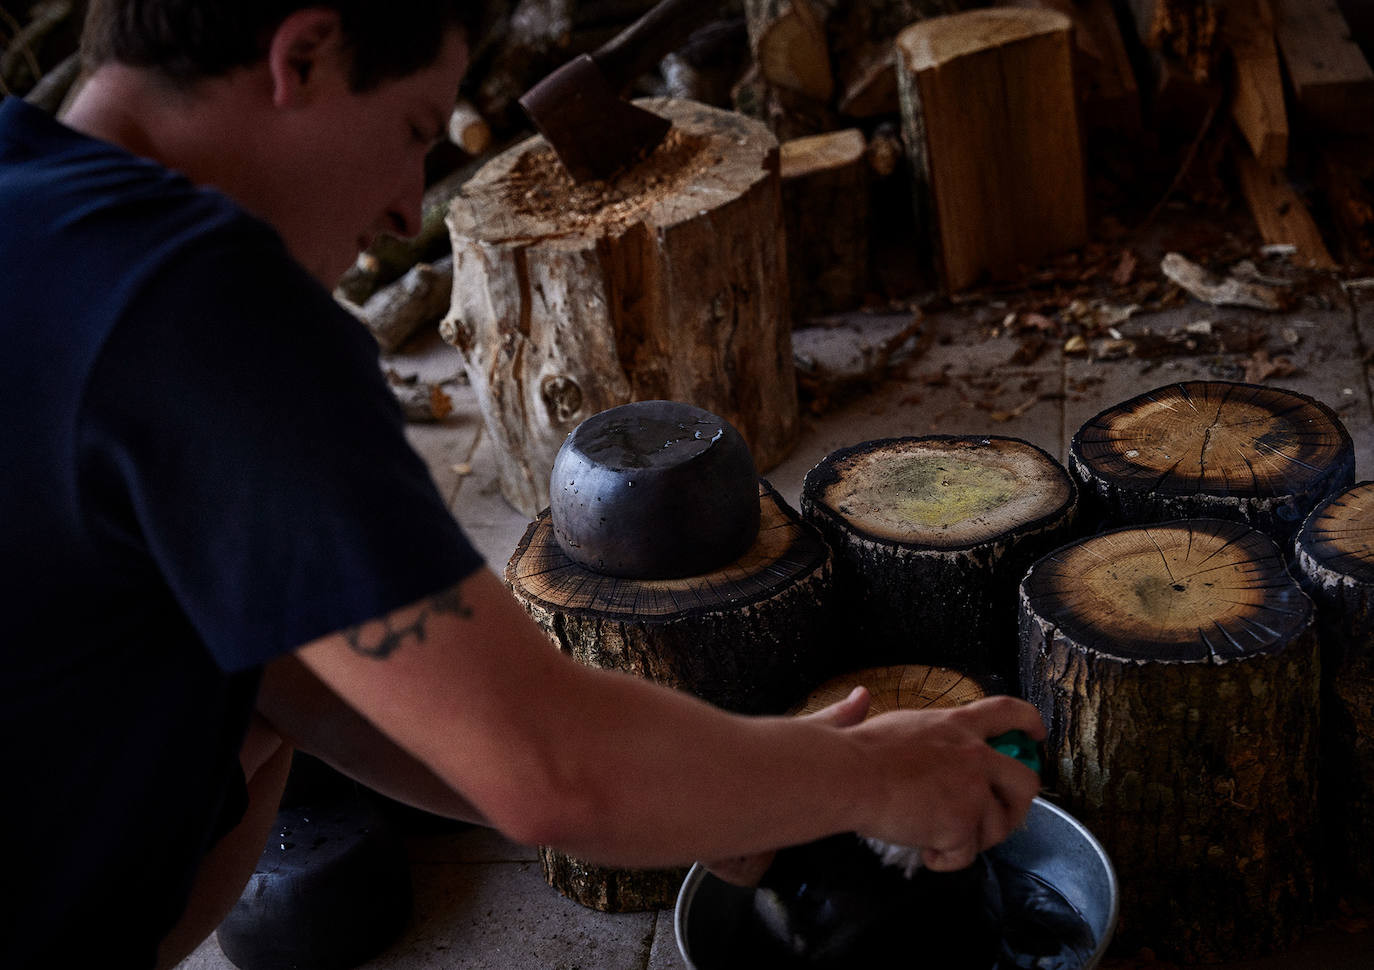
[1224,0,1288,167]
[1273,0,1374,132]
[1235,152,1337,270]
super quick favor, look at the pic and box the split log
[1069,380,1355,545]
[894,8,1088,292]
[1019,518,1320,962]
[1294,481,1374,886]
[446,99,492,156]
[344,256,454,353]
[442,98,797,517]
[1273,0,1374,134]
[801,435,1078,691]
[779,128,869,317]
[1225,0,1288,168]
[506,480,836,910]
[741,0,833,101]
[1236,153,1338,270]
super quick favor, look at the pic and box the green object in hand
[988,729,1042,776]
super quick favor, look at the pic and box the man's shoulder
[0,96,271,266]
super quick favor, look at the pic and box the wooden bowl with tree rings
[1069,380,1355,543]
[549,400,760,579]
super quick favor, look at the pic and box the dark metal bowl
[548,400,760,579]
[675,797,1118,969]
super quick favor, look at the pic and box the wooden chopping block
[1019,518,1320,962]
[441,98,797,518]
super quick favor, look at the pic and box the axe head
[518,54,672,184]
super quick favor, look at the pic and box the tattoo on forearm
[343,587,474,659]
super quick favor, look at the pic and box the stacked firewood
[7,1,1372,361]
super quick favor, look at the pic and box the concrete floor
[179,252,1374,969]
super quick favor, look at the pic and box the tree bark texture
[1294,481,1374,886]
[442,98,798,517]
[801,435,1078,691]
[1069,380,1356,546]
[1019,519,1320,962]
[506,480,837,911]
[894,7,1087,292]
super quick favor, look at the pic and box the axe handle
[591,0,724,95]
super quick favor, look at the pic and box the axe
[517,0,723,183]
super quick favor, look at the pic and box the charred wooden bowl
[549,400,760,579]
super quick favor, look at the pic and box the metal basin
[675,797,1118,969]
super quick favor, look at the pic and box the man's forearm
[257,654,490,824]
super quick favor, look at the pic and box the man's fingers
[803,685,871,729]
[957,694,1047,741]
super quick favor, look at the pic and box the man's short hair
[82,1,489,91]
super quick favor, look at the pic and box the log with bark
[506,480,836,910]
[441,98,797,517]
[779,127,870,317]
[894,7,1088,292]
[1069,380,1355,544]
[343,256,454,353]
[1294,481,1374,887]
[1019,518,1320,962]
[801,435,1078,691]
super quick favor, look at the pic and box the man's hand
[853,695,1045,872]
[705,686,873,886]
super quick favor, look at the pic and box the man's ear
[266,8,347,107]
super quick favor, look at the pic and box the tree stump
[894,8,1087,292]
[790,663,986,717]
[801,436,1078,691]
[506,480,835,911]
[1019,519,1320,963]
[779,128,870,318]
[1294,481,1374,886]
[1070,380,1356,545]
[442,98,797,517]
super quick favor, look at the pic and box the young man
[0,3,1044,967]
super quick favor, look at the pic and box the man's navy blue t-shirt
[0,96,483,967]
